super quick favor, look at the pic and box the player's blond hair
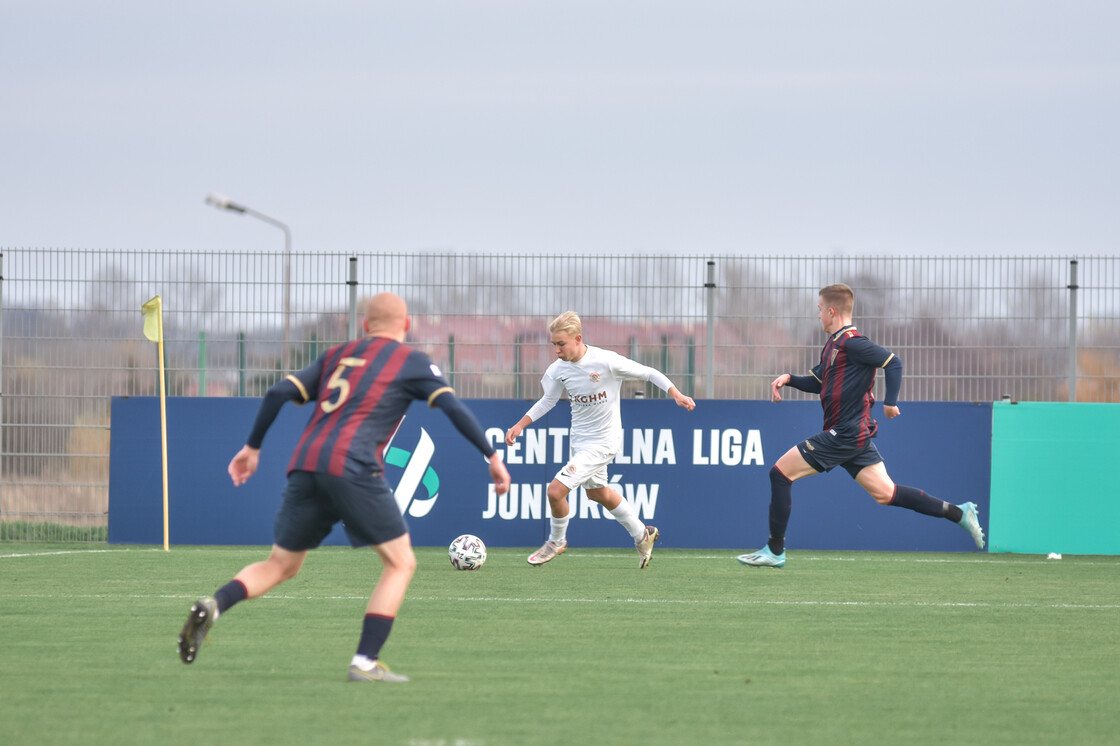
[549,311,582,338]
[819,283,855,316]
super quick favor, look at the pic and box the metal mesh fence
[2,249,1118,540]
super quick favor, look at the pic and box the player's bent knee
[386,546,417,574]
[396,553,418,577]
[273,560,302,582]
[769,465,792,486]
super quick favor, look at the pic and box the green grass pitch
[2,543,1118,746]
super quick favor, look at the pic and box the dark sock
[214,579,248,614]
[768,466,792,555]
[356,614,395,661]
[890,485,961,522]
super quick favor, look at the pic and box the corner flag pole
[142,296,170,551]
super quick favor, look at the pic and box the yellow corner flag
[141,296,163,342]
[141,295,170,551]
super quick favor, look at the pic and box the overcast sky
[2,1,1117,257]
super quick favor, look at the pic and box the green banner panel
[990,402,1120,555]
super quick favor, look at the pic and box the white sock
[609,500,645,541]
[550,514,570,544]
[351,654,376,670]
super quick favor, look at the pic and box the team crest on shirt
[829,349,840,368]
[589,371,601,383]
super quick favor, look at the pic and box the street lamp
[205,193,293,374]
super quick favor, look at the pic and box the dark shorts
[796,429,883,479]
[273,470,408,551]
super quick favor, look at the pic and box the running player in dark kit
[737,283,985,568]
[177,292,510,681]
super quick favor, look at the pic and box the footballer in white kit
[505,311,696,568]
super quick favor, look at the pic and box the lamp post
[205,193,293,374]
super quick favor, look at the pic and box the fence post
[705,259,716,398]
[348,257,359,340]
[660,334,669,399]
[448,334,456,390]
[514,334,523,399]
[687,335,695,397]
[1068,259,1079,402]
[238,332,246,397]
[198,331,207,396]
[629,335,647,397]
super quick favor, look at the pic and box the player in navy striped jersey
[737,284,985,568]
[178,293,510,681]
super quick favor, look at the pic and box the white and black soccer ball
[448,534,487,570]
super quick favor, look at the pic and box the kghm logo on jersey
[383,424,440,518]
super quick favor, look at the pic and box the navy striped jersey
[285,336,452,480]
[810,325,896,444]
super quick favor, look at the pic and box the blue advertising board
[109,396,991,551]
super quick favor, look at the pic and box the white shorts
[554,447,615,491]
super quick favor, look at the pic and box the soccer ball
[448,534,487,570]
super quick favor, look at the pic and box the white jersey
[524,345,673,452]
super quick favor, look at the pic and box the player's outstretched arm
[505,415,532,445]
[228,445,260,486]
[882,355,903,419]
[770,373,791,402]
[241,377,305,455]
[773,373,822,400]
[431,393,511,495]
[488,453,511,495]
[668,387,696,411]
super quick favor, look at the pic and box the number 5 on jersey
[321,357,367,413]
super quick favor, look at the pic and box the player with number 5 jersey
[177,292,510,683]
[286,334,458,480]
